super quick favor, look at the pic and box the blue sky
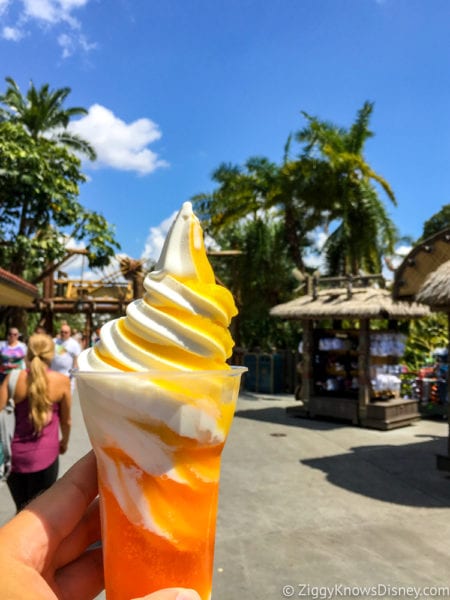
[1,0,450,275]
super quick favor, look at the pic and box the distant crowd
[0,322,101,513]
[0,322,100,384]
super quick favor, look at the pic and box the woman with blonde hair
[0,334,71,511]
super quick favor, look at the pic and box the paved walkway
[2,392,450,599]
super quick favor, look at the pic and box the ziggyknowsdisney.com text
[281,583,450,599]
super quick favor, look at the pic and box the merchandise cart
[271,275,430,430]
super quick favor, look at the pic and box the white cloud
[141,211,179,263]
[2,25,23,39]
[0,0,94,56]
[57,30,94,57]
[302,227,329,272]
[59,237,129,283]
[313,230,328,252]
[22,0,88,25]
[57,31,74,56]
[381,244,412,279]
[303,251,326,271]
[0,0,10,16]
[70,104,168,175]
[394,244,412,257]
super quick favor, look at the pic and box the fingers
[132,589,201,600]
[6,451,98,570]
[52,546,104,600]
[53,497,101,570]
[29,451,98,547]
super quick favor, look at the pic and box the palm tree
[296,101,396,275]
[0,76,96,160]
[192,152,331,271]
[192,157,277,228]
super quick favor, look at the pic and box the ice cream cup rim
[73,366,248,378]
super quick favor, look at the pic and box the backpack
[0,369,19,482]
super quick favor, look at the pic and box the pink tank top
[11,399,60,473]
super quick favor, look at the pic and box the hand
[0,451,103,599]
[0,452,202,600]
[59,439,68,454]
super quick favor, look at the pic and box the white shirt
[51,336,81,376]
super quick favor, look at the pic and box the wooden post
[43,307,54,336]
[358,318,371,422]
[85,310,93,347]
[301,319,314,407]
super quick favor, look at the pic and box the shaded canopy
[271,285,430,321]
[393,228,450,301]
[0,267,38,307]
[416,260,450,310]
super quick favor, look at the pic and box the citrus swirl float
[76,202,244,600]
[78,201,237,373]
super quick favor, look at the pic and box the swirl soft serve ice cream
[78,201,237,373]
[75,202,245,600]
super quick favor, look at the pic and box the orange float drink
[75,201,244,599]
[76,368,245,600]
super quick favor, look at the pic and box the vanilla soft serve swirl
[78,201,237,372]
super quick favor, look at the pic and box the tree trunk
[284,205,306,272]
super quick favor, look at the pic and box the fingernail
[176,591,201,600]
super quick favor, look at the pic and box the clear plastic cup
[75,367,246,600]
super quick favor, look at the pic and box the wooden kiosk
[271,275,430,430]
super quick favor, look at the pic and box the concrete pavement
[2,392,450,599]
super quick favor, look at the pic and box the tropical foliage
[402,314,448,371]
[193,101,397,279]
[192,102,398,349]
[296,101,397,275]
[192,155,327,271]
[0,77,119,333]
[421,203,450,240]
[209,217,299,350]
[0,78,119,280]
[0,76,96,159]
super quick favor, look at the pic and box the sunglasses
[8,332,18,336]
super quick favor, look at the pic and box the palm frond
[53,131,97,161]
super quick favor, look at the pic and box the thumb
[132,588,201,600]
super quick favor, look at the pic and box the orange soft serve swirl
[78,202,237,372]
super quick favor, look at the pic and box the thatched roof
[270,285,430,320]
[416,260,450,309]
[393,228,450,300]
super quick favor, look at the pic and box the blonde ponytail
[26,334,55,434]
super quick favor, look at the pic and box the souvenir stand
[270,275,430,430]
[393,228,450,469]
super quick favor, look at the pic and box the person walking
[0,334,71,512]
[0,328,27,383]
[51,323,81,378]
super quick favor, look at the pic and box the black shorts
[7,457,59,512]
